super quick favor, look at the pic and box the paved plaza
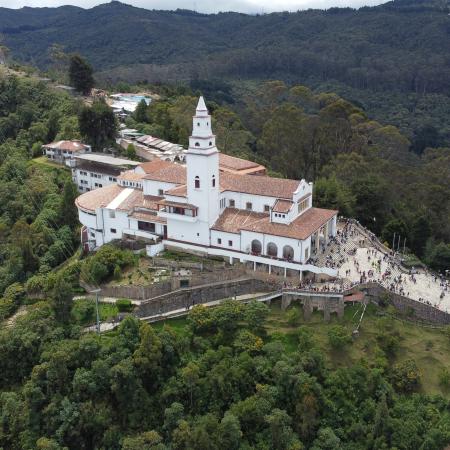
[319,220,450,312]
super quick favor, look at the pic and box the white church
[76,97,338,279]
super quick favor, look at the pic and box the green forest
[0,62,450,449]
[1,0,450,145]
[2,297,450,450]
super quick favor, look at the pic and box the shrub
[113,265,122,280]
[327,325,352,350]
[297,326,315,351]
[116,298,133,312]
[286,306,301,326]
[72,299,96,325]
[0,297,16,320]
[375,317,401,356]
[438,368,450,389]
[391,359,421,393]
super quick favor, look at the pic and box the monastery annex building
[76,97,338,278]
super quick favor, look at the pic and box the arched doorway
[283,245,294,261]
[267,242,278,258]
[251,239,262,255]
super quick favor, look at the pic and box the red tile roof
[129,210,167,224]
[158,199,198,210]
[117,191,162,211]
[138,159,173,174]
[75,184,124,212]
[212,207,338,240]
[220,173,300,199]
[43,140,90,152]
[165,184,187,197]
[212,209,267,235]
[117,170,145,181]
[143,163,186,184]
[273,199,293,213]
[218,154,265,174]
[219,153,259,170]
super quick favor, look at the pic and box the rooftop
[117,170,145,182]
[273,199,293,213]
[213,207,338,240]
[220,172,300,199]
[43,140,90,152]
[74,153,140,167]
[218,153,265,173]
[138,159,174,174]
[75,184,124,212]
[143,163,187,184]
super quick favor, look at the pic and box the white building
[42,140,91,166]
[72,153,140,192]
[76,97,338,278]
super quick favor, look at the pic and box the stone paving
[318,220,450,312]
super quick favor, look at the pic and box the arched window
[283,245,294,261]
[251,239,262,255]
[195,142,200,147]
[212,175,216,187]
[195,176,200,189]
[197,122,200,126]
[209,141,212,146]
[267,242,278,258]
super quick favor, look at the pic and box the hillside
[2,0,450,144]
[1,1,449,92]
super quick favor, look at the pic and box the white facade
[76,97,338,276]
[42,141,91,167]
[72,154,140,192]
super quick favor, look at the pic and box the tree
[313,176,355,217]
[265,408,300,450]
[327,325,351,350]
[218,413,242,450]
[310,427,342,450]
[410,215,431,258]
[425,242,450,273]
[78,100,117,151]
[122,431,166,450]
[51,275,73,324]
[286,306,301,326]
[126,144,137,160]
[381,218,409,249]
[391,359,421,393]
[61,181,79,227]
[134,99,149,123]
[69,54,94,95]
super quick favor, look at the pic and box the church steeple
[185,96,220,241]
[188,96,216,152]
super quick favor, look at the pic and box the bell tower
[185,97,220,245]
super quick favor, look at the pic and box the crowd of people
[290,218,450,311]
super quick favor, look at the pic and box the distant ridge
[1,0,449,99]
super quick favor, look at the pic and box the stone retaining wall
[347,282,450,325]
[99,267,248,300]
[281,292,344,322]
[134,278,273,318]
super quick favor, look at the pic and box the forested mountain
[1,0,450,144]
[1,0,449,93]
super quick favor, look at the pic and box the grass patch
[29,156,71,171]
[72,299,119,326]
[151,317,189,336]
[110,257,170,286]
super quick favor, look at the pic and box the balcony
[157,200,198,223]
